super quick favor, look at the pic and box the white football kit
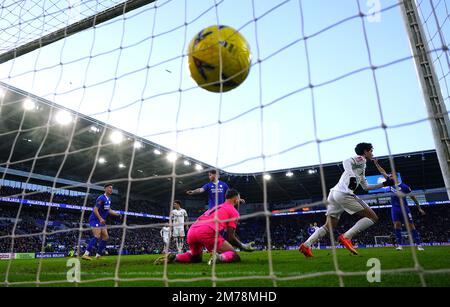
[160,226,171,244]
[171,208,188,237]
[327,155,384,219]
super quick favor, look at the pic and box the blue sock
[98,240,107,255]
[412,229,421,245]
[395,229,402,245]
[87,237,98,253]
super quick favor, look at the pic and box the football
[187,25,251,92]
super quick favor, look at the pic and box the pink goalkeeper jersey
[190,201,239,232]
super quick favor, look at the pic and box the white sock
[344,217,375,240]
[304,226,328,248]
[83,251,90,256]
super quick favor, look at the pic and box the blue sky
[1,0,448,174]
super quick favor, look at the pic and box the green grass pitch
[1,246,449,287]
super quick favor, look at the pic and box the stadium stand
[1,184,448,255]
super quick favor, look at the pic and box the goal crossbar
[0,0,156,65]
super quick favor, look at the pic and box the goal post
[374,235,392,246]
[399,0,450,199]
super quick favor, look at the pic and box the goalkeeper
[155,189,255,265]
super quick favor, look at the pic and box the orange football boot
[338,234,358,255]
[299,243,314,257]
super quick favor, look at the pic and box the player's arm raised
[226,227,255,252]
[359,170,395,191]
[186,187,205,195]
[409,195,426,216]
[373,159,389,179]
[359,176,394,191]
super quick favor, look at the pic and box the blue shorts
[391,206,413,223]
[89,217,107,228]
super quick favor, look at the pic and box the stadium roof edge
[220,149,438,177]
[0,81,214,170]
[0,166,116,193]
[0,81,439,180]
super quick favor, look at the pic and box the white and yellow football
[187,25,251,93]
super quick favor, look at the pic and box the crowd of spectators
[1,186,449,255]
[0,186,167,216]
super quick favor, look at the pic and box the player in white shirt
[160,224,171,254]
[171,200,189,253]
[299,143,395,257]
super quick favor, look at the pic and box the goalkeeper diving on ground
[154,188,255,265]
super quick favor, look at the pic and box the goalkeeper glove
[348,177,357,191]
[382,177,395,187]
[241,242,256,252]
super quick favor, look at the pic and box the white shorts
[163,237,170,245]
[172,227,185,237]
[326,190,369,219]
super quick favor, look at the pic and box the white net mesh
[418,0,450,111]
[0,0,449,287]
[0,0,126,53]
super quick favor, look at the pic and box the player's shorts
[163,237,170,245]
[172,226,185,237]
[89,217,106,228]
[186,225,225,256]
[391,206,413,223]
[326,190,370,219]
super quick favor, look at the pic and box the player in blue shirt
[373,160,426,251]
[307,223,320,249]
[82,184,121,260]
[307,224,316,236]
[187,170,231,209]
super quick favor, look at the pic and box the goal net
[0,0,449,287]
[374,236,392,246]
